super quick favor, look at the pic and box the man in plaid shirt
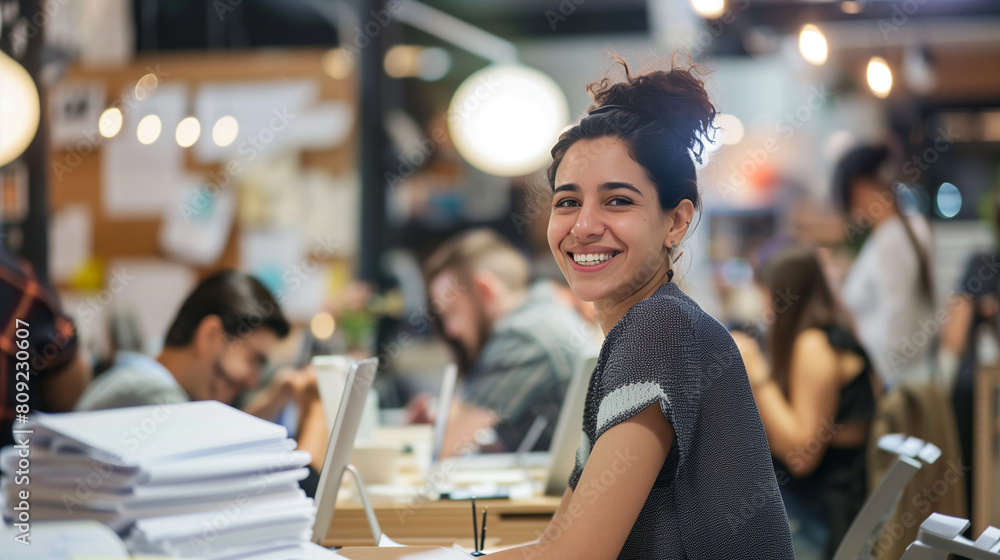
[0,248,91,448]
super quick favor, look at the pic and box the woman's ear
[663,199,695,249]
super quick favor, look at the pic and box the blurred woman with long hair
[834,144,935,387]
[733,245,879,560]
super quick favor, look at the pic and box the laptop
[435,355,599,495]
[544,355,598,496]
[431,363,458,465]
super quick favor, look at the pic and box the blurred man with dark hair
[75,270,290,410]
[413,229,594,455]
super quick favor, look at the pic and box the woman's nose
[571,202,604,240]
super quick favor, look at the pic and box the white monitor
[310,355,351,438]
[431,363,458,464]
[544,355,599,497]
[310,357,379,544]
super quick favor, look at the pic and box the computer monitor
[431,364,458,464]
[544,355,599,497]
[311,355,352,438]
[310,357,379,544]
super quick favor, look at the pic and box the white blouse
[841,214,935,387]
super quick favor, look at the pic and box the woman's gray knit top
[568,279,794,559]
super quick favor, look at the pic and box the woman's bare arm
[487,404,673,560]
[750,329,841,476]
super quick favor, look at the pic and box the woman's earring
[672,251,684,264]
[671,240,678,249]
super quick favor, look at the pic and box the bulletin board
[47,48,356,286]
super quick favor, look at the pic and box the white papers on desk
[0,401,319,559]
[23,400,286,466]
[0,520,129,559]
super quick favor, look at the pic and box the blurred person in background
[410,228,594,455]
[834,144,935,388]
[939,197,1000,529]
[1,248,92,449]
[732,245,878,560]
[73,270,327,493]
[74,270,290,411]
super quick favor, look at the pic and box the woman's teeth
[572,252,618,266]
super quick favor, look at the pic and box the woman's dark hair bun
[548,53,717,214]
[586,56,717,163]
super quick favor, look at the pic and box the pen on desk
[480,506,488,551]
[472,497,479,552]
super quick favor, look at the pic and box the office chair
[900,512,1000,559]
[832,434,942,560]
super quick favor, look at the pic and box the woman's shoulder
[605,282,732,359]
[793,327,838,359]
[609,283,695,339]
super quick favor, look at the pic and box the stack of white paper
[1,401,317,559]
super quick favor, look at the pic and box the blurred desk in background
[322,496,561,548]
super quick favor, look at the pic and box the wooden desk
[336,548,463,559]
[322,496,561,548]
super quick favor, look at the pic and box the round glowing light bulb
[136,114,162,145]
[212,116,239,147]
[175,117,201,148]
[448,64,568,177]
[310,312,336,340]
[690,0,725,19]
[799,24,828,66]
[867,57,893,98]
[99,107,124,139]
[715,113,744,145]
[322,48,353,80]
[0,51,40,167]
[134,73,159,100]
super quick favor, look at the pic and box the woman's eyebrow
[600,182,642,196]
[554,182,643,196]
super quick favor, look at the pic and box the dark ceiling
[133,0,1000,53]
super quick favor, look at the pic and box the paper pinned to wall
[49,204,93,284]
[48,81,106,149]
[159,177,236,265]
[193,81,319,164]
[106,259,196,355]
[284,101,354,150]
[102,83,187,218]
[239,228,328,322]
[302,171,357,258]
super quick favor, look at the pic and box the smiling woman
[487,57,794,560]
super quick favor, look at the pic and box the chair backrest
[899,512,1000,560]
[833,435,939,560]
